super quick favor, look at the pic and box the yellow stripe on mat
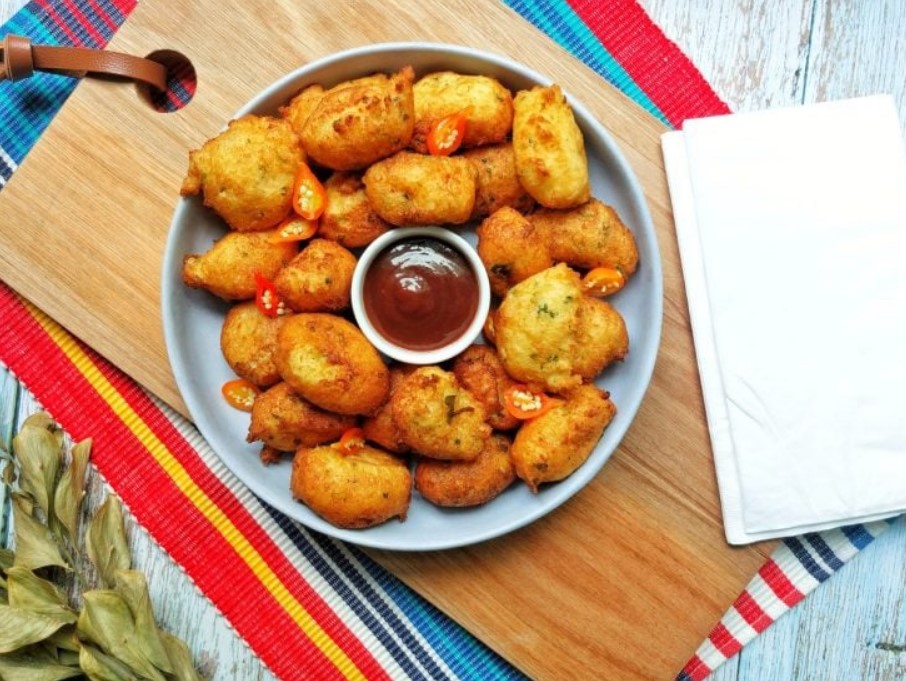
[26,302,367,681]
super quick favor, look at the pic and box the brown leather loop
[1,34,167,90]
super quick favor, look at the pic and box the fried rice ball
[572,297,629,380]
[529,199,639,277]
[247,382,356,451]
[361,365,416,454]
[415,433,515,507]
[363,151,477,226]
[494,263,585,393]
[276,313,390,415]
[180,115,303,231]
[451,345,520,431]
[463,143,535,221]
[273,238,357,312]
[511,384,616,492]
[291,443,411,529]
[512,84,589,210]
[220,302,286,387]
[391,366,491,461]
[182,230,297,300]
[410,72,513,152]
[318,172,392,248]
[300,66,415,170]
[476,206,552,297]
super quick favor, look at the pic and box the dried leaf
[114,569,172,674]
[13,422,62,521]
[12,495,69,571]
[0,646,83,681]
[53,439,91,542]
[78,643,136,681]
[0,547,15,571]
[77,590,166,681]
[159,629,204,681]
[85,497,130,588]
[0,604,71,653]
[6,566,77,623]
[47,624,82,653]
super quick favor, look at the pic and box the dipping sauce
[363,237,479,351]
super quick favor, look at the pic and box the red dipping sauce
[363,238,479,351]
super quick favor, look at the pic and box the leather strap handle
[1,34,167,91]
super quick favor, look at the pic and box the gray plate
[160,42,663,551]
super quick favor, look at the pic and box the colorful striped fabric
[0,1,897,679]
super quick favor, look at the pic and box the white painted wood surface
[639,1,906,679]
[2,1,905,679]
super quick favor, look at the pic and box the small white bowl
[351,226,491,365]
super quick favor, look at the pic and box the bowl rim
[350,226,492,365]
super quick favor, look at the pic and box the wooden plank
[0,1,773,679]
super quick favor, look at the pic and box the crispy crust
[415,432,515,507]
[276,313,390,415]
[220,302,285,387]
[511,384,616,492]
[291,444,411,528]
[274,238,357,312]
[181,115,303,231]
[391,366,491,460]
[512,85,589,210]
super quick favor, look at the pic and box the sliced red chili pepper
[221,378,260,412]
[334,427,366,455]
[503,385,562,420]
[291,162,327,220]
[581,266,626,297]
[426,107,471,156]
[254,272,285,318]
[270,215,319,243]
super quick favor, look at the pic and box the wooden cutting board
[0,1,774,678]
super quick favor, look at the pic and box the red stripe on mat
[759,559,805,608]
[566,0,731,126]
[0,283,389,681]
[733,590,772,634]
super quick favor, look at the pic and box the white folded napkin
[662,95,906,545]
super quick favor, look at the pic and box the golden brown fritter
[220,302,286,387]
[451,345,520,431]
[529,199,639,277]
[362,151,477,226]
[391,366,491,461]
[291,443,411,529]
[276,313,390,415]
[415,432,515,507]
[494,263,584,393]
[180,115,303,231]
[361,365,416,454]
[182,230,297,300]
[247,382,356,451]
[273,238,357,312]
[572,297,629,380]
[510,383,616,492]
[300,67,415,170]
[494,264,629,392]
[318,172,392,248]
[476,206,552,297]
[512,85,589,210]
[278,84,325,137]
[463,143,535,220]
[410,72,513,152]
